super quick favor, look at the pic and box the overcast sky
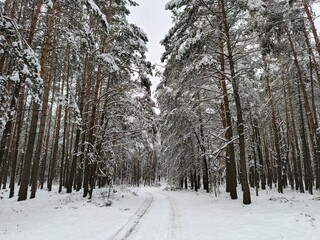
[315,3,320,28]
[128,0,172,95]
[128,1,320,95]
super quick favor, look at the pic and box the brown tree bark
[48,61,65,192]
[287,28,316,137]
[9,0,19,18]
[18,3,55,201]
[27,0,43,45]
[263,136,273,189]
[9,92,25,198]
[283,77,295,190]
[253,118,266,190]
[18,100,32,186]
[305,38,320,190]
[219,34,237,199]
[3,0,10,14]
[303,29,320,88]
[265,64,283,193]
[0,82,21,185]
[287,80,304,192]
[84,63,102,198]
[287,28,315,193]
[220,0,251,204]
[30,3,59,199]
[303,2,320,57]
[66,53,89,193]
[39,79,56,189]
[2,0,43,198]
[59,48,70,193]
[0,128,14,189]
[297,85,313,194]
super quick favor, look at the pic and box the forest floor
[1,184,320,240]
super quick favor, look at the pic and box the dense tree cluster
[158,0,320,204]
[0,0,157,201]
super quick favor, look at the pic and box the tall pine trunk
[220,0,251,204]
[66,53,89,193]
[18,3,55,201]
[287,80,304,192]
[219,33,237,199]
[30,3,58,198]
[265,63,283,193]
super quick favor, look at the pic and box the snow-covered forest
[1,0,320,239]
[158,0,320,204]
[0,0,157,201]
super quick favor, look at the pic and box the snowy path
[1,186,320,240]
[107,193,154,240]
[109,189,183,240]
[107,187,320,240]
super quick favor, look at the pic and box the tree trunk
[66,53,89,193]
[0,133,13,189]
[0,80,22,187]
[3,0,10,13]
[219,33,237,199]
[283,77,295,190]
[306,44,320,190]
[10,0,19,18]
[265,65,283,193]
[199,113,209,193]
[48,103,62,191]
[303,2,320,57]
[67,129,80,193]
[17,102,40,201]
[18,100,32,186]
[18,3,55,201]
[263,137,273,189]
[59,48,70,193]
[39,83,56,189]
[297,86,313,194]
[27,0,43,45]
[220,0,251,204]
[303,28,320,88]
[287,80,304,193]
[287,28,315,193]
[48,67,65,192]
[9,93,25,198]
[84,63,102,198]
[287,28,316,142]
[30,4,58,198]
[254,119,266,190]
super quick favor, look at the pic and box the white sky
[315,3,320,28]
[128,1,320,95]
[128,0,172,95]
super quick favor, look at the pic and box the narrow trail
[163,192,182,240]
[107,193,154,240]
[108,188,184,240]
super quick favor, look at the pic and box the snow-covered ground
[1,185,320,240]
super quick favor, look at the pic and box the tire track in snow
[163,192,182,240]
[107,193,154,240]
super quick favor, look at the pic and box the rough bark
[27,0,43,45]
[220,0,251,204]
[265,67,283,193]
[287,81,304,193]
[66,53,89,193]
[297,86,313,194]
[303,2,320,56]
[30,3,58,199]
[219,33,237,199]
[18,3,55,201]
